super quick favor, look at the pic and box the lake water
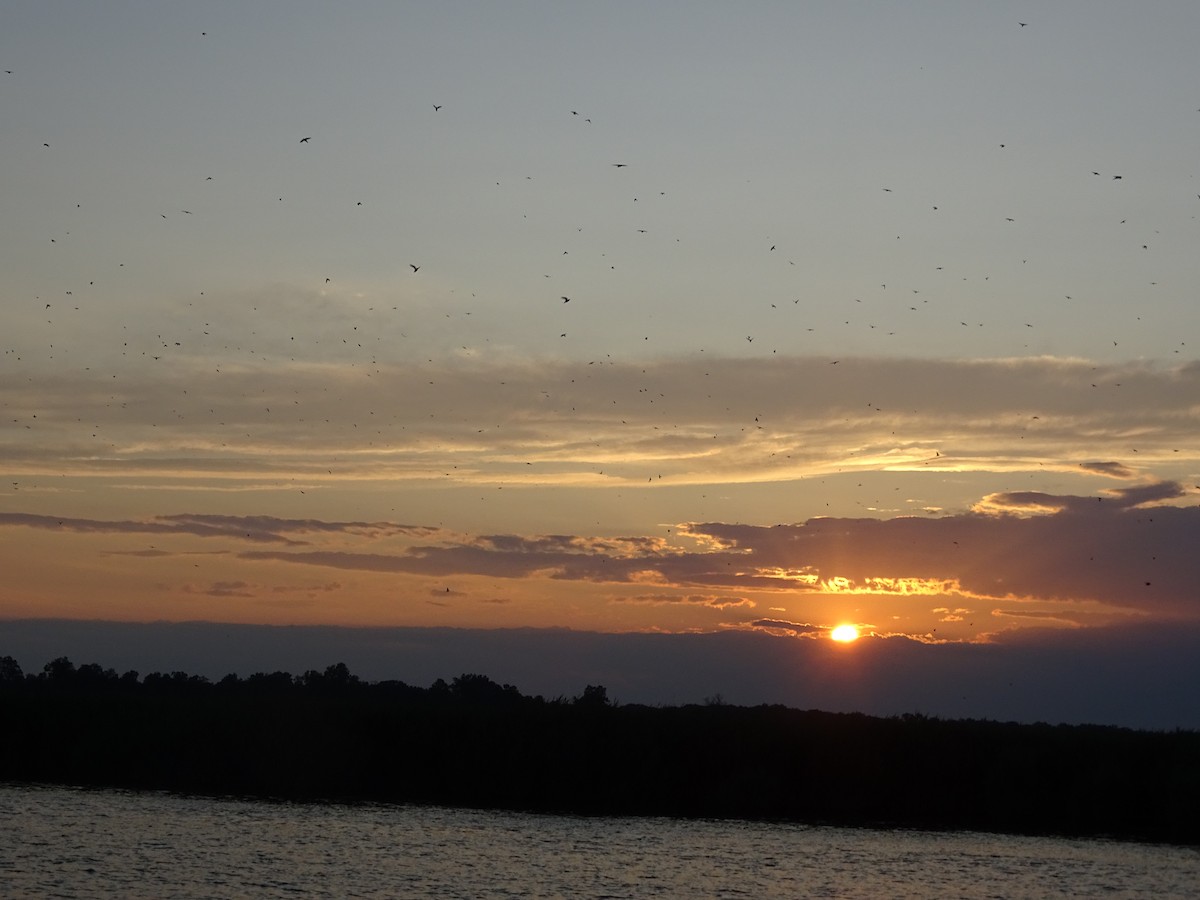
[2,783,1197,898]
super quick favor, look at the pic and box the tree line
[2,655,1197,845]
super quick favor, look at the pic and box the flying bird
[299,137,311,143]
[612,163,627,168]
[561,296,571,303]
[433,104,442,111]
[410,264,420,272]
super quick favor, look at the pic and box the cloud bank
[1,619,1196,730]
[3,480,1196,629]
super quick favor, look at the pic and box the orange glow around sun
[830,624,860,643]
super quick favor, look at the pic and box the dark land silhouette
[2,655,1197,845]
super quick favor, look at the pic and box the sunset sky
[3,3,1198,727]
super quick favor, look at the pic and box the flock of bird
[3,18,1197,506]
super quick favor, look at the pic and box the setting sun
[830,625,860,643]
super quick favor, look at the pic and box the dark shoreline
[3,657,1198,846]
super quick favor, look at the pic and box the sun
[830,624,860,643]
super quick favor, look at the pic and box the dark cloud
[1079,461,1136,479]
[179,580,255,598]
[8,481,1200,620]
[980,480,1186,515]
[0,512,433,545]
[614,593,754,609]
[1,619,1195,730]
[1103,480,1189,507]
[159,514,435,542]
[749,619,826,636]
[990,609,1097,627]
[684,482,1200,615]
[226,481,1200,617]
[473,533,670,557]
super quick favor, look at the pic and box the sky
[2,2,1199,728]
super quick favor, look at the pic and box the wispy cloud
[117,481,1195,621]
[4,483,1197,634]
[749,618,828,636]
[0,512,432,545]
[614,593,755,610]
[3,356,1197,489]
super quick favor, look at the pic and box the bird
[299,137,311,143]
[561,296,571,303]
[432,104,442,111]
[410,264,420,272]
[612,163,627,168]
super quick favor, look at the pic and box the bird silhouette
[410,264,420,272]
[299,137,311,143]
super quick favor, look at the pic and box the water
[2,784,1196,898]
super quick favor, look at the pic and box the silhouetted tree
[42,656,76,684]
[0,656,22,685]
[300,662,361,692]
[450,673,521,705]
[2,653,1197,843]
[76,662,119,685]
[244,671,295,691]
[575,684,610,707]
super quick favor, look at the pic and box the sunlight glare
[830,624,860,643]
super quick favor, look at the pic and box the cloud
[0,512,433,545]
[1079,461,1136,479]
[4,618,1193,729]
[3,355,1198,488]
[976,480,1187,516]
[7,481,1199,624]
[749,618,828,636]
[180,580,256,598]
[270,582,341,595]
[681,483,1199,615]
[614,593,754,609]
